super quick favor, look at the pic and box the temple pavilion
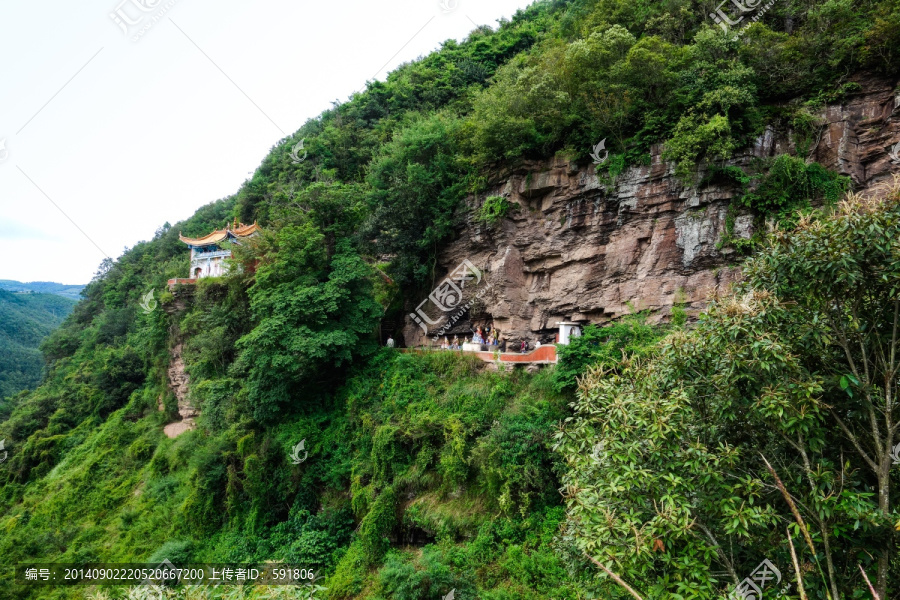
[176,220,261,280]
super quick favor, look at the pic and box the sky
[0,0,535,285]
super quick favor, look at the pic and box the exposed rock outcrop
[164,343,198,438]
[404,74,900,347]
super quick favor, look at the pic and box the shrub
[376,547,469,600]
[552,313,665,391]
[738,154,850,219]
[148,539,194,565]
[470,408,559,515]
[474,196,517,227]
[359,486,398,563]
[663,113,738,182]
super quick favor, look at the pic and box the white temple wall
[189,251,232,279]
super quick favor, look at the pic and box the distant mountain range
[0,289,77,405]
[0,280,86,300]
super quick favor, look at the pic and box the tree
[365,113,470,288]
[558,181,900,598]
[744,185,900,597]
[235,221,383,423]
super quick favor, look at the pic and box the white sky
[0,0,535,285]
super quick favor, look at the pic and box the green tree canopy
[559,183,900,598]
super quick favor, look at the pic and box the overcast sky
[0,0,535,285]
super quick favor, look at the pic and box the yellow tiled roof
[179,221,260,246]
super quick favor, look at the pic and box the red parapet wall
[472,345,557,364]
[167,278,197,290]
[400,345,557,364]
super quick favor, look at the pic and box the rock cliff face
[403,73,900,347]
[163,343,198,438]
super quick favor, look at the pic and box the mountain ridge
[0,289,76,405]
[0,280,86,300]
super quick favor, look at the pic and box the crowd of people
[438,323,503,350]
[435,323,543,353]
[388,322,547,353]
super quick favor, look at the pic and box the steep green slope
[0,340,586,599]
[0,0,898,598]
[0,290,76,406]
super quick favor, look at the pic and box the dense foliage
[0,344,580,600]
[715,155,852,251]
[232,0,897,288]
[558,184,900,599]
[0,290,75,405]
[552,311,667,392]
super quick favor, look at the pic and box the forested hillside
[0,290,75,409]
[1,0,899,598]
[0,281,86,301]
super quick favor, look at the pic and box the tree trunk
[877,458,890,599]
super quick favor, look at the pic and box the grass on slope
[0,351,584,600]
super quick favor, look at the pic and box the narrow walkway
[400,345,557,364]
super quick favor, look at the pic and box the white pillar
[556,322,583,345]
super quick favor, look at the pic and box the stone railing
[192,250,231,260]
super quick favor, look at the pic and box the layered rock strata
[403,74,900,347]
